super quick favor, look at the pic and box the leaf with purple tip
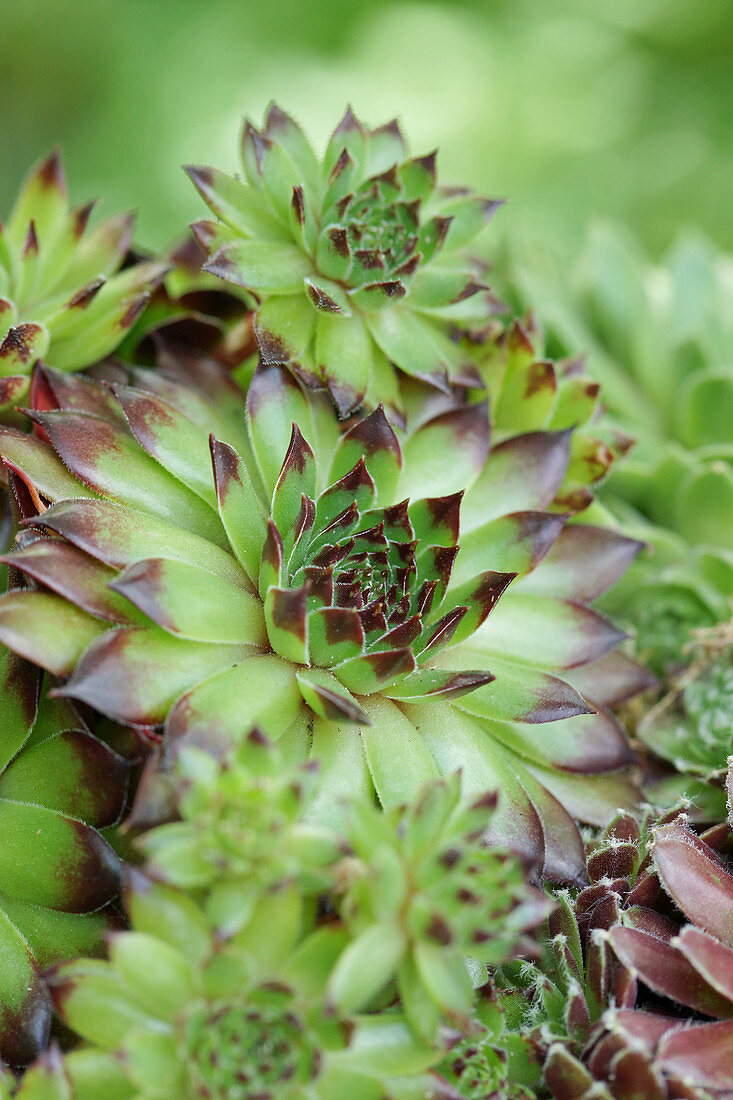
[0,323,50,374]
[204,240,311,295]
[447,653,593,726]
[57,627,252,725]
[113,385,219,509]
[452,511,565,586]
[438,194,503,252]
[110,558,264,645]
[307,606,365,666]
[0,428,98,504]
[314,311,370,419]
[185,165,291,241]
[460,430,572,530]
[473,594,626,669]
[263,586,308,664]
[164,655,302,757]
[246,361,312,496]
[0,730,129,829]
[295,668,369,725]
[333,648,416,695]
[434,570,516,648]
[271,424,316,545]
[401,404,489,499]
[0,800,120,912]
[210,437,266,586]
[0,910,51,1067]
[316,459,376,529]
[384,668,494,702]
[254,294,315,374]
[0,591,107,677]
[329,405,402,506]
[0,649,38,773]
[29,410,224,544]
[365,308,463,391]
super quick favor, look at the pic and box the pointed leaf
[263,586,308,663]
[314,311,370,418]
[401,404,489,499]
[473,594,626,669]
[185,165,291,241]
[30,410,224,544]
[111,557,264,644]
[0,909,51,1067]
[329,406,402,505]
[449,654,593,725]
[113,385,218,508]
[608,925,733,1017]
[57,626,252,725]
[307,606,365,666]
[0,323,50,374]
[0,799,119,911]
[460,430,572,530]
[296,668,369,725]
[246,361,312,496]
[452,511,565,586]
[384,667,494,702]
[1,539,140,625]
[271,423,316,542]
[203,240,311,294]
[435,570,516,647]
[165,655,301,756]
[254,293,315,370]
[32,499,243,586]
[0,591,107,677]
[210,437,266,586]
[653,823,733,948]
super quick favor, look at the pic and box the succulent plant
[510,226,733,678]
[138,731,341,928]
[494,768,733,1097]
[327,773,551,1037]
[0,651,128,1067]
[0,152,167,424]
[0,350,645,883]
[637,622,733,817]
[45,865,454,1100]
[188,103,502,419]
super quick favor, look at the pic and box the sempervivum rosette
[0,354,644,883]
[0,651,128,1067]
[188,103,501,418]
[0,152,167,423]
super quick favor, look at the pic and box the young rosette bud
[188,103,501,418]
[637,623,733,818]
[138,732,342,933]
[0,355,642,884]
[464,317,630,515]
[45,872,452,1100]
[0,653,128,1067]
[327,774,551,1039]
[0,152,167,422]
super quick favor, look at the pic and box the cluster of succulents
[0,103,731,1099]
[512,225,733,672]
[509,224,733,826]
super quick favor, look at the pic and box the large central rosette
[255,412,513,721]
[0,354,647,882]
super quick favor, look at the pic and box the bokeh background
[4,0,733,260]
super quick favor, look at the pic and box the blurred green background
[4,0,733,259]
